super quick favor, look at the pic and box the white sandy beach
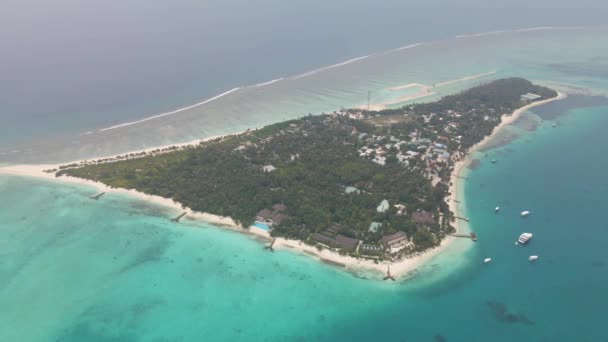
[0,91,566,279]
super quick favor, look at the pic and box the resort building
[394,204,407,216]
[344,186,361,194]
[310,224,360,252]
[377,199,389,213]
[254,203,288,229]
[380,231,413,253]
[520,93,541,102]
[413,210,435,225]
[262,164,277,173]
[359,244,383,256]
[368,222,383,233]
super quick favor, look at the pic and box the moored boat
[518,232,533,244]
[529,255,539,262]
[495,206,500,213]
[521,211,530,217]
[484,258,492,263]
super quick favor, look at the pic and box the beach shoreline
[0,92,566,279]
[447,91,567,220]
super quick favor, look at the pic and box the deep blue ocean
[2,1,608,341]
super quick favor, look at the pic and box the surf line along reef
[53,78,558,276]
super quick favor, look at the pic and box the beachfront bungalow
[310,232,360,252]
[271,213,287,225]
[310,232,335,246]
[335,235,360,252]
[255,209,273,222]
[254,203,288,228]
[380,231,413,253]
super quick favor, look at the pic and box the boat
[518,232,533,244]
[491,159,497,164]
[484,258,492,263]
[495,206,500,213]
[552,123,558,127]
[521,211,530,217]
[528,255,539,262]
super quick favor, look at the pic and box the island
[54,78,557,268]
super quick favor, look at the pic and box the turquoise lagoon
[2,28,608,341]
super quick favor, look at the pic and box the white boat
[495,206,500,213]
[518,232,533,244]
[521,211,530,217]
[484,258,492,263]
[529,255,539,262]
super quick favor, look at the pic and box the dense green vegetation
[58,78,556,255]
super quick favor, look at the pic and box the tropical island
[53,78,557,266]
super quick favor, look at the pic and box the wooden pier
[90,192,105,200]
[450,233,477,241]
[451,199,461,203]
[455,216,470,222]
[383,265,396,281]
[264,238,276,251]
[454,175,467,180]
[170,212,187,222]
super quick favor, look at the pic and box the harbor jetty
[450,232,477,241]
[170,212,187,222]
[383,265,396,281]
[90,192,105,200]
[264,238,276,251]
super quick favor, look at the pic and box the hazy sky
[1,0,606,142]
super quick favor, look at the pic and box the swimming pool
[253,222,270,231]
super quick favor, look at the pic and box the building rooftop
[271,213,287,225]
[335,234,360,251]
[272,203,287,212]
[345,186,360,194]
[380,231,409,246]
[377,199,389,213]
[256,209,272,219]
[413,210,435,224]
[521,93,541,101]
[262,165,277,172]
[368,222,382,233]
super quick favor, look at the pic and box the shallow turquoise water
[2,96,608,341]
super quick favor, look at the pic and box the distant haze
[1,0,606,143]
